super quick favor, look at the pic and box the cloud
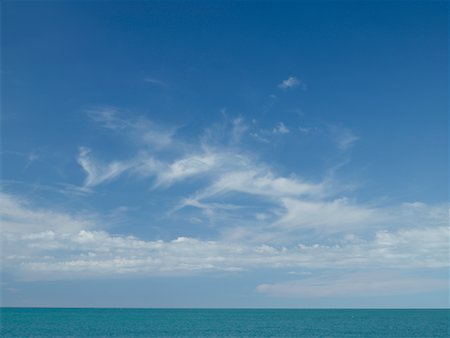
[273,122,290,134]
[136,119,176,149]
[23,152,39,170]
[257,270,449,298]
[144,78,168,87]
[87,108,176,149]
[77,112,447,249]
[231,117,248,143]
[298,126,321,135]
[178,166,327,218]
[77,147,221,189]
[208,170,324,198]
[1,192,448,280]
[0,192,96,234]
[2,150,40,170]
[79,111,328,197]
[77,147,135,187]
[3,226,449,279]
[275,198,378,231]
[329,125,359,150]
[154,152,219,187]
[278,76,301,89]
[250,132,270,143]
[86,107,125,131]
[298,126,312,134]
[53,110,449,285]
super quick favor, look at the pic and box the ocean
[1,308,449,337]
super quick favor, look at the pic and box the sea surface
[1,308,449,337]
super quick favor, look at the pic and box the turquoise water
[1,308,449,337]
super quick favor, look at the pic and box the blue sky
[1,1,448,308]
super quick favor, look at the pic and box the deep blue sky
[1,1,448,307]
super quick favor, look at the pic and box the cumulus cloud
[3,225,448,280]
[7,109,446,291]
[278,76,301,90]
[1,192,448,280]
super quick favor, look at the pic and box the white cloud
[76,113,448,249]
[1,192,448,280]
[154,153,219,187]
[80,110,340,207]
[143,78,168,87]
[0,193,96,234]
[276,198,378,231]
[181,167,327,215]
[250,132,270,143]
[77,147,134,187]
[23,152,39,170]
[329,125,359,150]
[298,126,311,134]
[214,170,323,198]
[78,113,329,202]
[3,150,41,170]
[278,76,301,89]
[3,226,448,279]
[50,111,449,285]
[86,107,129,131]
[87,108,176,149]
[77,147,227,189]
[136,118,176,149]
[273,122,290,134]
[231,117,248,143]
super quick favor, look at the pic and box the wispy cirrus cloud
[2,150,41,171]
[77,147,219,189]
[185,168,326,204]
[257,270,449,298]
[80,110,326,196]
[143,78,168,87]
[230,117,248,143]
[77,110,447,242]
[329,125,359,150]
[87,107,176,149]
[153,152,219,187]
[275,197,378,232]
[77,147,136,187]
[0,193,97,234]
[9,107,443,292]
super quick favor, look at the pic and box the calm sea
[1,308,449,337]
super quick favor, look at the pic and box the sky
[1,1,448,308]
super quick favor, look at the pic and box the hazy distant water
[1,308,449,337]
